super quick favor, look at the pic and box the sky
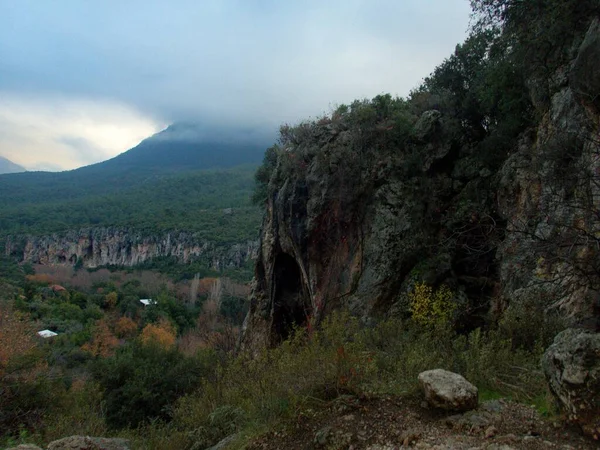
[0,0,472,171]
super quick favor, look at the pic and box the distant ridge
[87,122,270,174]
[0,122,270,240]
[0,156,25,174]
[0,122,273,205]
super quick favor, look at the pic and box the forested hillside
[0,166,260,241]
[0,123,267,244]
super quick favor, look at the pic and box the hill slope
[0,122,270,206]
[0,155,25,174]
[0,123,269,245]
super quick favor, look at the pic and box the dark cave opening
[272,253,311,342]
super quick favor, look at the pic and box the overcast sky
[0,0,471,171]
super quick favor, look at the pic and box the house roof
[38,329,58,338]
[139,299,156,306]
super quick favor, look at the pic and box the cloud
[0,93,162,170]
[0,0,471,169]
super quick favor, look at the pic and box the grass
[1,309,562,449]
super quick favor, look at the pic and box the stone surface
[206,434,239,450]
[5,445,43,450]
[418,369,478,412]
[571,18,600,108]
[542,328,600,439]
[47,436,130,450]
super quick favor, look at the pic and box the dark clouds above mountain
[0,0,471,170]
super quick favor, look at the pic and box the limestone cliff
[242,15,600,348]
[4,228,258,271]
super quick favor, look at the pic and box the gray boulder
[542,328,600,439]
[47,436,130,450]
[418,369,478,412]
[5,445,43,450]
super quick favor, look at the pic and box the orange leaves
[114,316,138,338]
[26,273,54,285]
[82,319,119,358]
[140,318,176,349]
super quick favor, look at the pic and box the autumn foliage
[0,304,37,373]
[82,319,119,358]
[114,316,138,338]
[25,273,54,285]
[140,318,176,349]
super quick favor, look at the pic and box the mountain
[0,123,270,245]
[0,122,272,206]
[0,156,25,174]
[94,122,272,173]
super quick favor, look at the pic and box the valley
[1,1,600,449]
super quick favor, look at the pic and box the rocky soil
[247,395,597,450]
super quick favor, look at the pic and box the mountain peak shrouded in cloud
[0,121,270,211]
[0,1,471,169]
[91,121,273,173]
[152,122,276,145]
[0,156,26,174]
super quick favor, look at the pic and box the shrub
[104,291,118,310]
[0,303,64,441]
[140,318,176,349]
[114,316,138,339]
[408,282,455,328]
[92,342,217,429]
[81,319,119,358]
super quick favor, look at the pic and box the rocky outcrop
[241,15,600,349]
[5,445,43,450]
[5,437,130,450]
[418,369,478,412]
[47,436,129,450]
[542,328,600,439]
[4,228,258,271]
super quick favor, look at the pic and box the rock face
[4,228,258,271]
[542,328,600,438]
[47,436,129,450]
[5,445,43,450]
[241,15,600,349]
[418,369,478,412]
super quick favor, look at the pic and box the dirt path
[247,395,597,450]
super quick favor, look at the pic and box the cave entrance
[272,253,311,342]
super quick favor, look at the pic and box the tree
[114,316,138,339]
[140,318,176,349]
[0,303,57,438]
[104,291,118,310]
[91,342,215,428]
[82,319,119,358]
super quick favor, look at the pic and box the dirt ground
[247,395,598,450]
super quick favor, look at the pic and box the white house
[37,330,58,338]
[139,299,156,306]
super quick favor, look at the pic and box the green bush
[92,342,218,429]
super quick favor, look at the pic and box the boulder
[47,436,130,450]
[418,369,478,411]
[542,328,600,439]
[5,445,43,450]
